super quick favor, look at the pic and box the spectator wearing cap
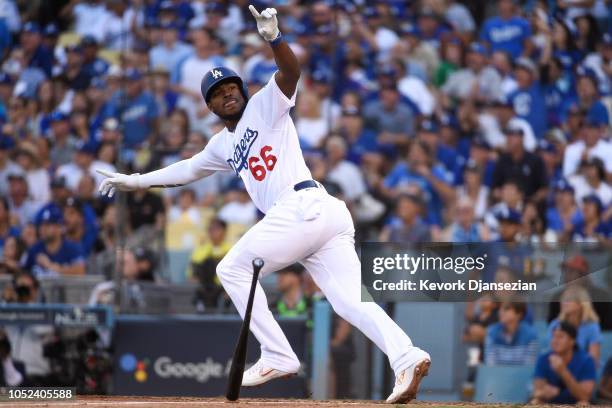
[203,2,243,51]
[444,0,476,42]
[432,38,463,88]
[393,22,439,83]
[41,24,59,55]
[506,57,547,139]
[56,140,116,191]
[463,136,496,188]
[309,69,341,128]
[351,5,399,62]
[570,194,611,243]
[545,179,582,238]
[61,43,91,91]
[6,169,40,227]
[441,42,503,104]
[78,39,107,80]
[381,140,455,226]
[20,22,53,77]
[561,68,610,129]
[149,20,193,75]
[379,193,431,243]
[0,135,20,197]
[103,68,159,150]
[22,207,84,276]
[48,111,78,166]
[491,123,548,200]
[338,106,379,164]
[479,0,532,59]
[417,119,459,176]
[392,59,435,117]
[62,197,97,257]
[149,66,179,118]
[484,179,524,240]
[103,0,143,51]
[536,139,563,188]
[363,83,415,148]
[479,96,537,152]
[14,142,49,205]
[562,114,612,178]
[569,157,612,207]
[531,322,596,404]
[217,179,257,227]
[541,57,577,129]
[244,39,277,87]
[547,286,602,365]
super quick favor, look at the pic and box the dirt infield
[0,395,574,408]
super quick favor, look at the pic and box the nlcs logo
[120,353,148,382]
[211,69,223,79]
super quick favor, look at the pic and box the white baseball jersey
[190,72,312,213]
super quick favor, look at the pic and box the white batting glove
[249,5,280,42]
[97,169,141,198]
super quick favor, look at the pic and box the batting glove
[97,169,141,198]
[249,5,280,42]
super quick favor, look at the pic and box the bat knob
[252,258,264,269]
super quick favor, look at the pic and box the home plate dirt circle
[3,396,564,407]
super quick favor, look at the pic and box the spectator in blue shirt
[62,197,97,257]
[484,300,538,365]
[22,207,85,277]
[547,285,602,366]
[80,36,109,78]
[507,58,547,139]
[103,68,159,150]
[149,21,193,75]
[20,22,53,78]
[545,179,582,237]
[561,69,610,127]
[0,197,19,253]
[480,0,532,59]
[532,321,596,405]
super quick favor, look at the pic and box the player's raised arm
[249,5,300,99]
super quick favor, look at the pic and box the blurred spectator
[484,179,523,239]
[126,188,165,233]
[62,197,98,257]
[379,194,431,243]
[491,123,548,200]
[3,271,54,385]
[325,136,367,204]
[296,91,328,150]
[21,207,84,277]
[191,218,230,311]
[0,135,19,197]
[571,194,611,244]
[217,181,257,227]
[479,0,532,59]
[456,161,489,220]
[56,140,116,191]
[507,58,546,139]
[103,68,158,151]
[47,111,77,166]
[547,286,601,365]
[149,21,193,75]
[13,142,49,205]
[484,300,538,365]
[271,264,309,318]
[442,196,487,242]
[364,83,415,147]
[563,116,612,178]
[7,169,39,226]
[531,321,596,405]
[88,248,147,311]
[80,36,109,78]
[62,44,91,91]
[545,179,581,240]
[569,157,612,207]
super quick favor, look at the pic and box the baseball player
[98,5,430,403]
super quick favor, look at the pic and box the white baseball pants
[216,186,429,376]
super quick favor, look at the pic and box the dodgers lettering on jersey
[187,72,312,214]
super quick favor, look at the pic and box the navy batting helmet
[201,67,248,103]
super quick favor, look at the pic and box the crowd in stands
[0,0,609,403]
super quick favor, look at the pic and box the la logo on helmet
[211,69,223,79]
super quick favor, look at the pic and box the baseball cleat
[385,358,431,404]
[241,359,297,387]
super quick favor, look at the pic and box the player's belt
[293,180,319,191]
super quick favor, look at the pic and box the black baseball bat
[226,257,265,401]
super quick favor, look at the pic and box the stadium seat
[474,364,534,404]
